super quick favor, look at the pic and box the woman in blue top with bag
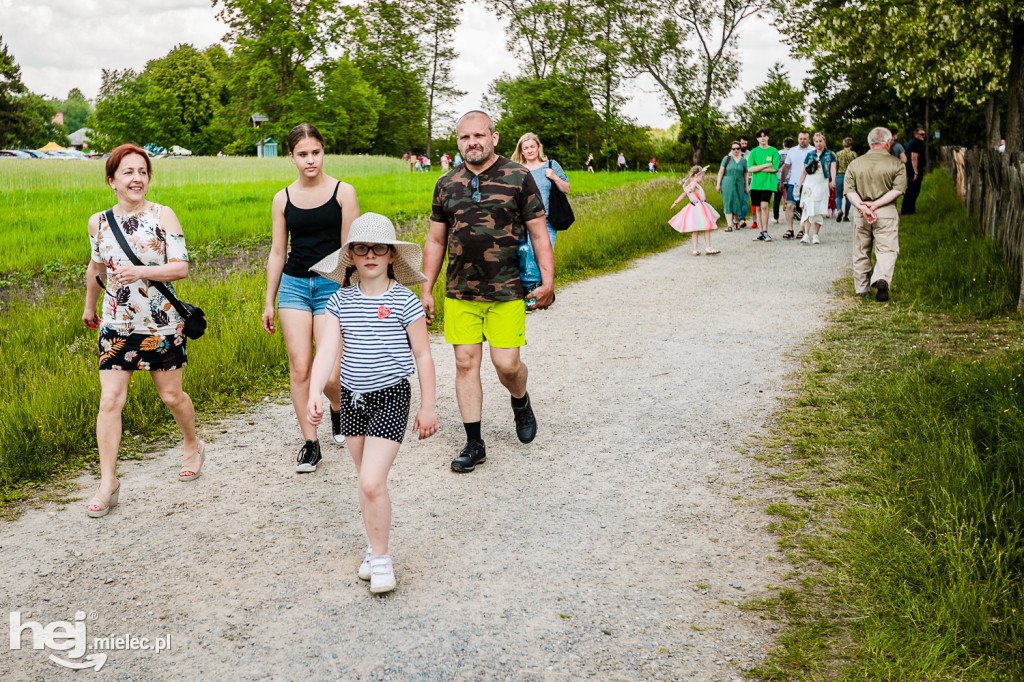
[511,133,570,304]
[797,132,838,245]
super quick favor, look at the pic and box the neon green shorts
[443,297,526,347]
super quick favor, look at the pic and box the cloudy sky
[3,0,808,131]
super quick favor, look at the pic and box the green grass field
[0,156,688,502]
[752,172,1023,679]
[0,155,660,272]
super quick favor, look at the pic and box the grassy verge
[0,175,688,504]
[750,171,1023,679]
[0,155,658,273]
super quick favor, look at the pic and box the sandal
[705,248,721,255]
[178,440,206,482]
[795,230,804,240]
[782,230,794,239]
[692,250,701,256]
[87,481,120,518]
[724,225,733,232]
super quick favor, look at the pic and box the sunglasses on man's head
[350,243,391,256]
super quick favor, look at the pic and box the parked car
[18,149,48,158]
[1,150,33,158]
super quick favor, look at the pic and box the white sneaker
[369,555,396,594]
[800,234,810,245]
[358,546,372,580]
[812,234,821,245]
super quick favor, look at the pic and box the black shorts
[98,328,187,371]
[341,379,411,444]
[750,189,773,206]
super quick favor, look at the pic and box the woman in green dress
[715,142,749,231]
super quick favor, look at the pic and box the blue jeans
[277,273,340,314]
[836,173,850,217]
[739,189,749,221]
[521,222,558,287]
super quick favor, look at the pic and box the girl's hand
[413,407,438,440]
[82,308,100,329]
[307,396,324,427]
[261,304,276,334]
[110,265,142,285]
[715,184,721,193]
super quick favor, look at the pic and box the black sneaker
[511,393,537,443]
[871,279,890,302]
[330,407,344,444]
[451,440,486,473]
[296,440,322,473]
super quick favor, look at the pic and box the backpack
[546,160,575,231]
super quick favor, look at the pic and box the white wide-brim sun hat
[310,212,427,287]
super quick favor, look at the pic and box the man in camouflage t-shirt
[423,110,554,473]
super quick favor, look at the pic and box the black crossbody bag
[97,209,207,339]
[546,160,575,231]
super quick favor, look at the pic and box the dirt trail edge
[2,225,849,681]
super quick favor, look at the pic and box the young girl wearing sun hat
[306,212,438,594]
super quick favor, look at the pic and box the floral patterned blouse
[89,203,190,337]
[836,149,858,174]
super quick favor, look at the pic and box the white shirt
[784,145,813,185]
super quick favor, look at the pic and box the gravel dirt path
[2,221,849,681]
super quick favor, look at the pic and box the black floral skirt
[98,328,187,371]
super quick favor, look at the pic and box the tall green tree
[419,0,465,155]
[61,88,93,133]
[732,62,805,140]
[146,44,220,152]
[90,69,185,151]
[215,0,341,150]
[619,0,768,164]
[487,75,602,165]
[318,58,384,153]
[783,0,1024,152]
[484,0,590,79]
[345,0,429,155]
[0,36,31,147]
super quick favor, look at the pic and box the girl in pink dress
[669,165,721,255]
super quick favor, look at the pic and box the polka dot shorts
[341,379,412,444]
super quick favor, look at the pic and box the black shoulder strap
[104,209,192,320]
[332,180,341,199]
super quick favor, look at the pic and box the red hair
[105,144,152,181]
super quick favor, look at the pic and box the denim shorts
[277,273,340,315]
[786,185,798,204]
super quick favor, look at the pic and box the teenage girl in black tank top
[262,123,361,473]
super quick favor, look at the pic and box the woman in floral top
[81,144,204,518]
[835,137,858,222]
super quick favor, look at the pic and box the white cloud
[4,0,808,129]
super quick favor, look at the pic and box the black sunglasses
[350,243,392,256]
[731,147,740,150]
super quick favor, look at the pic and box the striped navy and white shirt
[326,282,424,393]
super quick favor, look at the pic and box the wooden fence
[938,148,1024,307]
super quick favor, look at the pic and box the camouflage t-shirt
[430,156,546,301]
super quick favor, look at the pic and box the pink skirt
[669,202,720,233]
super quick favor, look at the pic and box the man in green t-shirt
[747,128,780,242]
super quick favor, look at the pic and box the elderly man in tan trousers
[843,127,908,302]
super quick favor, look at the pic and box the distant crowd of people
[669,125,918,304]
